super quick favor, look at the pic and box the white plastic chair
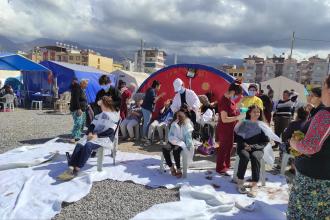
[232,155,266,186]
[280,152,294,175]
[160,149,189,178]
[97,120,121,171]
[0,94,15,111]
[31,100,43,110]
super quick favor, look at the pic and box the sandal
[170,166,177,176]
[247,186,257,198]
[176,169,183,178]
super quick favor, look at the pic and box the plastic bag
[263,143,275,165]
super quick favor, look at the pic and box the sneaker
[144,140,151,146]
[91,151,97,158]
[160,140,164,145]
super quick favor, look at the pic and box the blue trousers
[141,108,152,138]
[69,142,101,168]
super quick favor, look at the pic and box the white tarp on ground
[0,138,288,220]
[260,76,307,103]
[110,70,149,87]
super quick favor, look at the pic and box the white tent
[260,76,307,103]
[0,70,21,86]
[110,70,149,87]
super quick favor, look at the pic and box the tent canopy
[25,61,114,103]
[138,64,248,116]
[110,70,149,87]
[260,76,307,103]
[0,54,49,71]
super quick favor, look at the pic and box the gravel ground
[0,109,179,220]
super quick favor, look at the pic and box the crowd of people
[63,73,329,219]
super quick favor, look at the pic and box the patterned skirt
[287,171,330,220]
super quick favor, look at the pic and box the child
[163,111,194,178]
[145,99,173,145]
[120,99,143,140]
[59,96,120,181]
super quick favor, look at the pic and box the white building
[135,48,166,74]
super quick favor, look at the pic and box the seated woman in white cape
[163,110,194,178]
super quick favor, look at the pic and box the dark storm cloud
[2,0,330,56]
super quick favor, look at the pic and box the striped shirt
[274,99,295,117]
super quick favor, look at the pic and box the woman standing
[216,80,243,175]
[69,78,88,143]
[287,76,330,219]
[141,80,165,140]
[234,105,270,197]
[118,80,132,120]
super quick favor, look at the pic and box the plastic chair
[160,148,188,178]
[280,152,294,175]
[31,100,43,110]
[232,155,266,186]
[97,120,121,171]
[0,94,15,112]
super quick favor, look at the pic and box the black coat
[69,83,87,112]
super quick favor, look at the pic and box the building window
[97,65,100,69]
[98,58,100,64]
[76,56,80,61]
[69,56,73,60]
[82,56,88,62]
[144,63,156,68]
[238,73,242,77]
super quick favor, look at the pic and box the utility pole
[174,53,177,64]
[289,31,295,59]
[140,39,144,72]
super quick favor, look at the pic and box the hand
[160,92,166,97]
[244,145,252,151]
[77,109,83,116]
[236,114,245,121]
[289,138,298,151]
[87,133,93,141]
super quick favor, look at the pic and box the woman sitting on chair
[163,110,194,178]
[234,105,271,197]
[59,96,120,181]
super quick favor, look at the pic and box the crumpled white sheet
[133,184,287,220]
[0,138,288,220]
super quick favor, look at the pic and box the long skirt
[287,171,330,219]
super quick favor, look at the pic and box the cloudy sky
[1,0,330,60]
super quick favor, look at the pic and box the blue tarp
[0,54,49,71]
[37,61,116,103]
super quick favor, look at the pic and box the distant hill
[0,35,243,67]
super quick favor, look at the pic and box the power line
[295,37,330,43]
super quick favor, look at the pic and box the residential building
[263,59,276,81]
[309,55,329,86]
[283,58,298,81]
[243,55,264,83]
[122,59,135,71]
[297,60,311,84]
[135,48,166,73]
[226,66,246,81]
[27,45,115,72]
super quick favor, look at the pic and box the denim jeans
[69,142,101,168]
[141,108,152,138]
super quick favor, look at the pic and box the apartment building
[135,48,166,73]
[243,55,264,83]
[27,45,115,72]
[283,58,298,81]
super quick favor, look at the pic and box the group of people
[63,73,329,219]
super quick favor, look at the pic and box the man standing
[258,89,273,124]
[273,90,296,148]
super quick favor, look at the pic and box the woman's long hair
[245,105,265,122]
